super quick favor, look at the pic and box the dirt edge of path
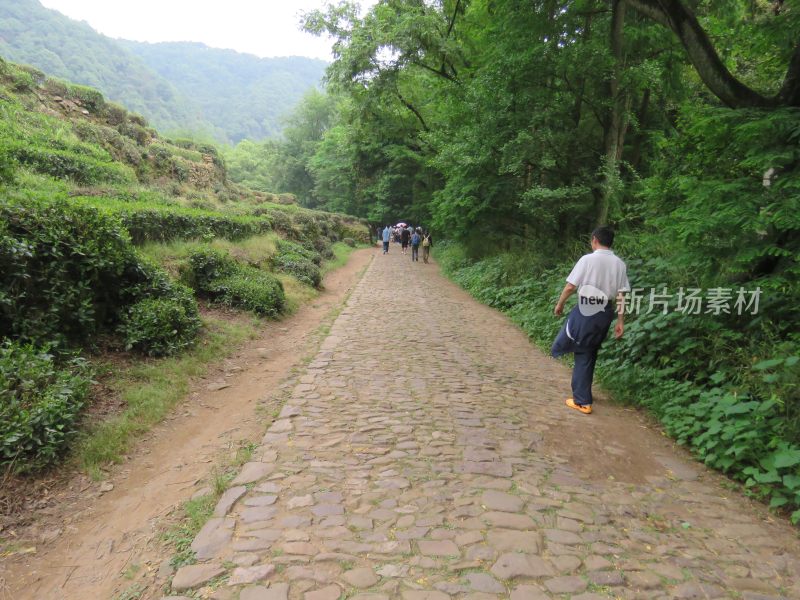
[0,247,376,600]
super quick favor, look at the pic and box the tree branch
[624,0,775,107]
[408,58,461,84]
[395,91,430,132]
[446,0,462,38]
[777,41,800,106]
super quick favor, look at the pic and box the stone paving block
[240,584,289,600]
[401,592,451,600]
[482,512,536,530]
[305,584,342,600]
[480,490,524,512]
[232,462,274,485]
[418,540,460,557]
[465,572,505,593]
[342,567,379,588]
[510,587,549,600]
[486,529,542,553]
[490,553,554,580]
[214,486,247,517]
[172,563,224,591]
[191,517,235,560]
[545,575,588,594]
[228,564,276,585]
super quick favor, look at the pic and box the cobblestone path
[169,249,800,600]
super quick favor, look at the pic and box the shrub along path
[165,249,800,599]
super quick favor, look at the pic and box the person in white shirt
[551,227,630,414]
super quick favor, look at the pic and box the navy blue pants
[551,306,613,406]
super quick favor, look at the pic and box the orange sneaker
[565,398,592,414]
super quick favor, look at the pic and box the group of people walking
[376,222,629,419]
[379,224,433,263]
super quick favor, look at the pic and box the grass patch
[77,314,254,478]
[163,492,216,568]
[321,241,364,276]
[112,583,145,600]
[139,233,281,279]
[279,273,319,314]
[162,437,257,568]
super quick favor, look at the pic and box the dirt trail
[0,247,375,600]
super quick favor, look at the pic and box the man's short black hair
[592,226,615,248]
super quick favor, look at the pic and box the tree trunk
[598,0,627,226]
[629,87,650,170]
[571,13,594,127]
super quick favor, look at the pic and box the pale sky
[39,0,376,61]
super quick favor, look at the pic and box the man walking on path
[410,228,421,262]
[400,226,411,255]
[382,225,391,254]
[551,227,630,414]
[422,231,432,263]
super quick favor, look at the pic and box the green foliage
[0,145,16,185]
[271,239,322,288]
[0,80,136,185]
[0,198,136,346]
[66,83,105,112]
[0,341,91,472]
[0,0,208,136]
[121,294,201,357]
[8,143,135,184]
[214,270,285,317]
[75,198,273,245]
[0,198,198,351]
[0,3,325,142]
[184,248,238,293]
[185,248,285,316]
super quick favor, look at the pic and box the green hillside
[0,57,369,475]
[0,0,207,135]
[121,41,328,143]
[0,0,327,143]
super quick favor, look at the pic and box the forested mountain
[120,41,327,143]
[0,0,207,134]
[0,0,327,142]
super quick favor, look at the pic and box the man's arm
[614,291,625,338]
[554,283,577,316]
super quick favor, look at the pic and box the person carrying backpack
[410,229,421,262]
[422,231,432,264]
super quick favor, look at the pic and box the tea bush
[183,248,239,292]
[0,342,92,472]
[271,239,322,288]
[121,295,201,357]
[75,198,273,245]
[185,248,285,316]
[0,198,199,353]
[214,271,285,317]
